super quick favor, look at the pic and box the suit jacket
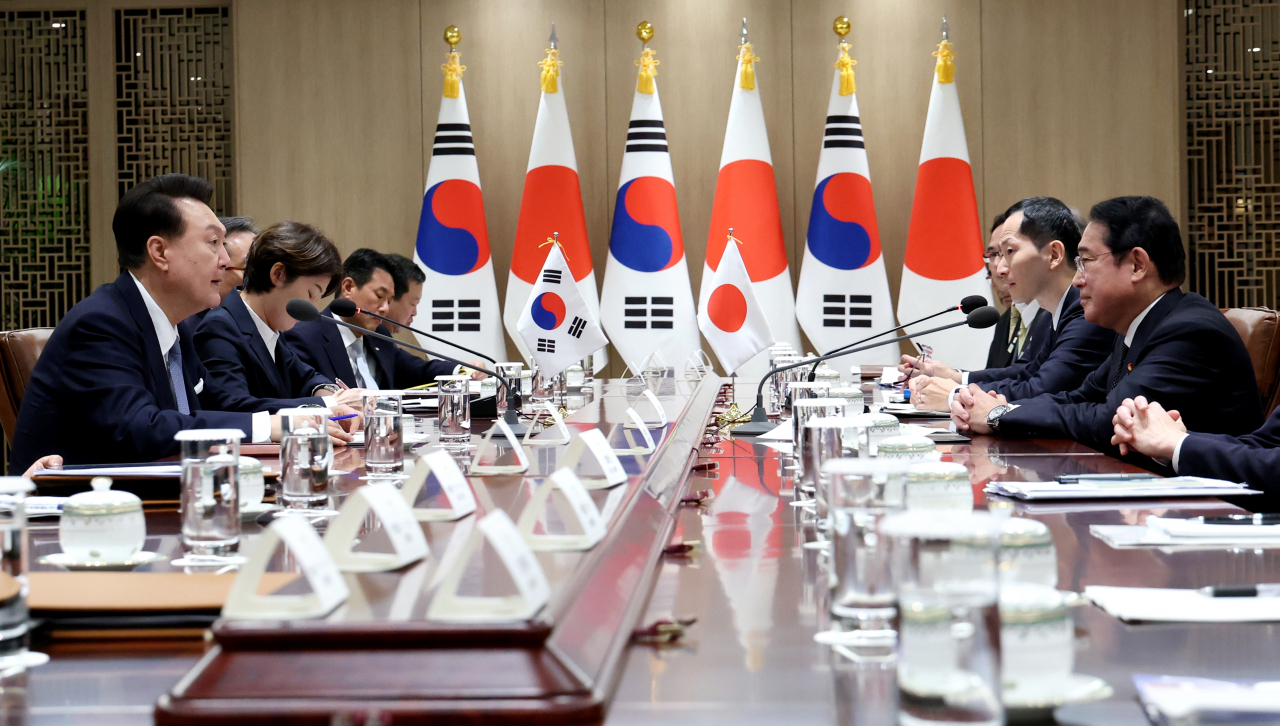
[986,308,1016,368]
[971,288,1116,401]
[281,304,455,389]
[996,290,1263,460]
[9,273,252,474]
[1179,406,1280,496]
[194,291,329,413]
[970,308,1052,385]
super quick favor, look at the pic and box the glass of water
[175,429,242,555]
[791,398,845,480]
[495,362,524,417]
[0,478,33,659]
[436,374,472,444]
[363,392,404,475]
[278,408,333,508]
[883,510,1004,726]
[824,459,908,633]
[802,415,857,516]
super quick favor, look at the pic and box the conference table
[16,369,1280,725]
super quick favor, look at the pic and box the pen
[329,413,358,421]
[1055,473,1160,482]
[1202,513,1280,525]
[335,378,349,390]
[1200,584,1280,598]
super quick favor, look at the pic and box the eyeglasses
[1073,252,1114,277]
[225,266,246,272]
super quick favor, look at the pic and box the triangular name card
[426,510,550,623]
[523,401,571,446]
[559,428,628,489]
[611,407,656,454]
[401,450,479,522]
[469,419,531,476]
[624,389,668,429]
[222,517,349,620]
[516,468,607,551]
[325,481,429,572]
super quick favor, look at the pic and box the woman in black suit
[195,221,367,415]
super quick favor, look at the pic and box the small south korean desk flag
[517,234,609,377]
[698,230,775,376]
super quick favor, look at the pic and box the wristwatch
[986,404,1012,434]
[312,383,341,396]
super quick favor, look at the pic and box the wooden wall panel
[233,0,425,260]
[979,0,1181,230]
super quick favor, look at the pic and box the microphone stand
[311,313,530,436]
[732,316,984,436]
[805,305,964,382]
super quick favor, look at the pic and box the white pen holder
[400,451,479,522]
[427,510,550,623]
[559,429,629,490]
[325,482,429,573]
[516,469,606,552]
[469,419,531,476]
[523,402,572,446]
[222,517,349,621]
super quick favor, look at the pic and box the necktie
[349,339,379,390]
[1009,307,1025,359]
[168,339,191,415]
[1108,341,1130,392]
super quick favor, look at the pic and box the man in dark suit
[283,249,456,389]
[904,198,1115,410]
[950,197,1262,464]
[984,204,1042,369]
[9,175,283,474]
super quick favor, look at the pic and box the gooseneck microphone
[732,306,1000,436]
[805,295,987,382]
[286,299,529,436]
[328,298,498,366]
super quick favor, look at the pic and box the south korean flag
[517,238,609,377]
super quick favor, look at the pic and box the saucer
[239,502,277,521]
[1004,673,1113,720]
[38,551,167,571]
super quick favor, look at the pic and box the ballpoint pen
[1202,513,1280,525]
[1200,583,1280,597]
[329,413,358,421]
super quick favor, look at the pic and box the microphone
[804,295,987,381]
[286,299,529,435]
[733,306,999,436]
[329,299,498,366]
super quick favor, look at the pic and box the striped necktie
[168,339,191,415]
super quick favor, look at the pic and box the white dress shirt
[242,295,279,362]
[130,274,270,441]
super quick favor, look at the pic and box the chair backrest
[1221,308,1280,417]
[0,328,53,447]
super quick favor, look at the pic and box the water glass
[363,392,404,474]
[519,369,534,397]
[436,375,472,444]
[824,459,909,630]
[565,360,586,388]
[803,416,859,516]
[0,478,33,657]
[830,644,898,726]
[532,368,565,404]
[791,397,845,470]
[495,362,524,416]
[785,381,831,420]
[883,511,1004,726]
[770,356,802,414]
[175,429,242,555]
[278,409,332,507]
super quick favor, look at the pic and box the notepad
[985,477,1256,501]
[32,465,182,479]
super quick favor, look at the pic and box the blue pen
[329,413,358,421]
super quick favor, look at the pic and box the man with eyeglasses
[900,197,1114,412]
[951,196,1262,467]
[984,204,1043,369]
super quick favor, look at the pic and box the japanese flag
[698,239,775,376]
[517,242,609,377]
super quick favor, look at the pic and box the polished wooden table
[18,373,1280,724]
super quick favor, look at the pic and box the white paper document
[1090,524,1280,550]
[986,477,1256,501]
[34,465,182,479]
[1086,585,1280,623]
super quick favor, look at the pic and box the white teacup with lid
[59,477,145,562]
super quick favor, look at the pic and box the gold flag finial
[834,17,855,95]
[635,22,659,95]
[441,26,464,98]
[539,231,568,260]
[727,228,743,245]
[933,16,955,84]
[539,24,563,94]
[637,20,654,44]
[736,20,760,92]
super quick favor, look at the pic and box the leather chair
[0,328,53,447]
[1221,308,1280,417]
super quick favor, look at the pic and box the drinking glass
[278,408,332,508]
[791,397,845,467]
[519,369,534,397]
[883,511,1004,726]
[0,478,33,658]
[786,381,831,422]
[824,459,909,632]
[363,392,404,474]
[770,356,802,414]
[436,375,472,444]
[532,368,565,404]
[565,360,586,388]
[175,429,242,555]
[803,416,859,517]
[830,643,898,726]
[495,362,524,416]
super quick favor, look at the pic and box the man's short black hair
[384,253,426,300]
[1016,197,1084,268]
[991,199,1026,235]
[343,248,395,289]
[1088,196,1185,286]
[112,173,213,270]
[219,215,258,238]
